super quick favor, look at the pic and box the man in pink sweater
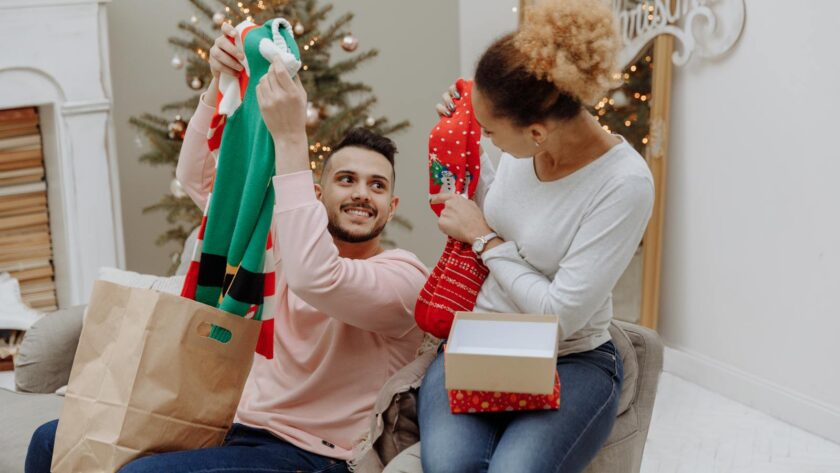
[24,27,427,473]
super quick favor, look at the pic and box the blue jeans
[418,340,623,473]
[26,421,349,473]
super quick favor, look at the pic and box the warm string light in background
[592,47,655,149]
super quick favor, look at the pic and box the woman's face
[472,86,543,159]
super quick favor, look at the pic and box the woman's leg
[418,348,507,473]
[488,340,624,473]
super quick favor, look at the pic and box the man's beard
[327,204,387,243]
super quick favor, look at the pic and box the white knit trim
[259,18,301,77]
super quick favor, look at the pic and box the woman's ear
[529,124,549,147]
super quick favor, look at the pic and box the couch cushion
[14,306,85,394]
[609,322,638,416]
[0,389,64,473]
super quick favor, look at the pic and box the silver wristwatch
[472,232,498,256]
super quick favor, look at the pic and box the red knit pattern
[414,79,488,339]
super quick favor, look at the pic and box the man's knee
[25,420,59,473]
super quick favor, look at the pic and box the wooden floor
[642,373,840,473]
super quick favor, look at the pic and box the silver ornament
[365,116,376,127]
[611,89,629,108]
[190,15,198,24]
[212,12,225,26]
[170,55,184,69]
[189,76,204,90]
[306,102,320,127]
[170,178,187,199]
[294,22,305,36]
[341,34,359,52]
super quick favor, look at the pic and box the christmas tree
[130,0,411,273]
[590,0,655,155]
[591,45,653,155]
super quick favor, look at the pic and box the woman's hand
[434,81,485,156]
[435,83,461,118]
[208,23,245,81]
[430,194,493,244]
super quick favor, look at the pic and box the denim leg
[418,348,507,473]
[488,341,624,473]
[117,424,348,473]
[24,419,58,473]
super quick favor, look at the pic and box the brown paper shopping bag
[51,280,261,473]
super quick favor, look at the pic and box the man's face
[316,147,398,243]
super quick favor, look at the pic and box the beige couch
[1,306,662,473]
[382,320,663,473]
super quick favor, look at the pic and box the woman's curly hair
[475,0,620,126]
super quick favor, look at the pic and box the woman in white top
[417,1,654,472]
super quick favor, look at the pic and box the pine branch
[188,0,215,18]
[329,49,378,76]
[318,12,352,45]
[162,95,202,112]
[177,21,215,49]
[377,120,411,137]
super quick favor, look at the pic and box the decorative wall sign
[611,0,746,68]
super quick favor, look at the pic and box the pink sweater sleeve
[273,171,429,338]
[175,95,217,210]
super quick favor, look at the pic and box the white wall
[329,0,461,266]
[459,0,840,443]
[108,0,197,275]
[661,0,840,442]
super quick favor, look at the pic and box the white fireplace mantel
[0,0,125,307]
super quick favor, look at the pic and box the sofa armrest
[612,320,663,439]
[14,305,86,393]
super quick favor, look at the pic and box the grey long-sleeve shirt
[474,138,654,356]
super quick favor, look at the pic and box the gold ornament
[341,33,359,52]
[167,115,187,140]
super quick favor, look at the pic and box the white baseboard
[663,346,840,445]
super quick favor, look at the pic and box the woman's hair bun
[514,0,621,105]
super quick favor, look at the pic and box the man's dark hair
[323,128,398,185]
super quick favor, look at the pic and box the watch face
[472,239,483,254]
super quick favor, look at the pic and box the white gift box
[444,312,560,395]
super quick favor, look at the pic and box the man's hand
[256,61,308,143]
[430,193,493,244]
[257,61,309,175]
[209,23,244,81]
